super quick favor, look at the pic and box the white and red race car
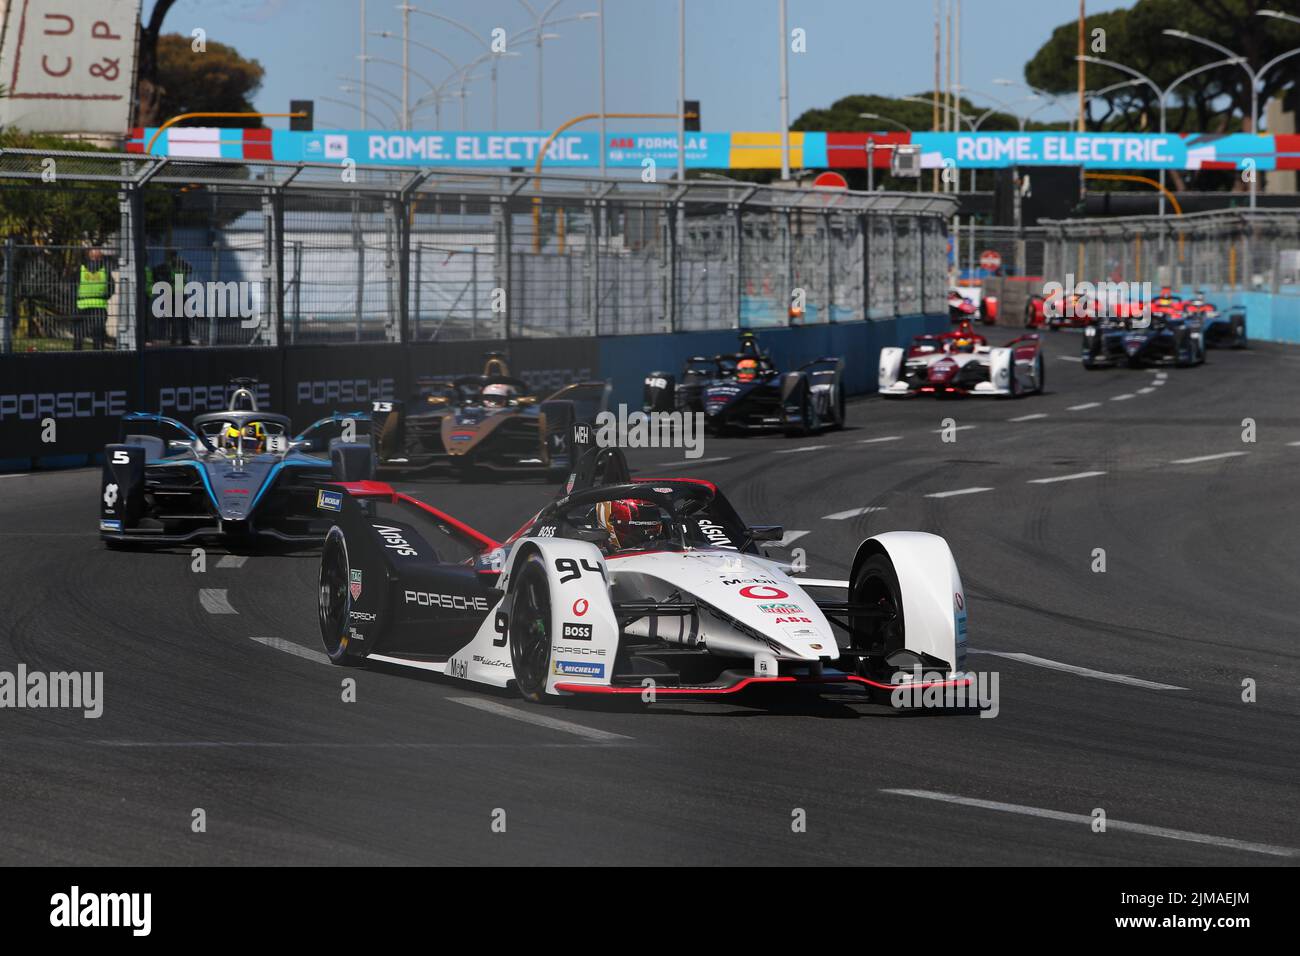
[316,428,970,704]
[948,287,998,326]
[879,321,1045,397]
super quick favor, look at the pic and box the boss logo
[562,622,592,640]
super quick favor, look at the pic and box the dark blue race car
[98,384,373,547]
[1185,291,1247,349]
[643,331,846,436]
[1081,302,1206,370]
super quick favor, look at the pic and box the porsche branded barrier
[0,317,941,468]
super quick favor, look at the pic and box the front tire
[508,553,554,703]
[847,552,905,679]
[318,527,363,665]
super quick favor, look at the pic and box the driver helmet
[953,336,976,353]
[243,421,266,453]
[223,421,265,454]
[482,382,516,408]
[597,499,664,551]
[736,358,759,383]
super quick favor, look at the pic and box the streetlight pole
[598,0,607,176]
[360,0,368,127]
[1159,28,1300,209]
[401,2,410,128]
[1080,53,1247,215]
[779,0,790,181]
[678,0,686,181]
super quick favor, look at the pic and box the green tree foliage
[1026,0,1300,133]
[0,131,119,244]
[792,92,1024,135]
[153,34,266,128]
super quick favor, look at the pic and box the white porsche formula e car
[879,321,1045,398]
[317,429,969,703]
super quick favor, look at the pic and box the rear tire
[784,384,818,437]
[509,553,554,703]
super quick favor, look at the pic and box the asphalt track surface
[2,329,1298,866]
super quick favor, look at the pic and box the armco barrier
[0,315,945,470]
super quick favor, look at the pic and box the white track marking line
[1110,393,1135,401]
[972,650,1185,690]
[216,554,248,569]
[774,445,827,454]
[250,636,329,665]
[1155,371,1168,379]
[645,456,731,469]
[1027,471,1106,484]
[1151,379,1166,386]
[880,789,1298,859]
[1137,387,1156,394]
[1170,451,1248,465]
[1059,355,1083,362]
[776,530,810,547]
[858,435,902,444]
[450,697,631,743]
[199,589,238,615]
[931,424,976,434]
[1008,413,1048,422]
[822,506,887,520]
[924,487,993,499]
[1067,402,1101,411]
[1289,441,1300,447]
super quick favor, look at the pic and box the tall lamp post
[1162,27,1300,209]
[1077,53,1245,215]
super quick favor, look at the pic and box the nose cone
[683,553,836,659]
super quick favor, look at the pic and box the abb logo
[774,617,812,624]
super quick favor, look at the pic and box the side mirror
[747,525,784,543]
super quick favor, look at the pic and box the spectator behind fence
[74,247,112,350]
[157,248,193,345]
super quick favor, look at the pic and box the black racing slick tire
[508,553,554,703]
[847,552,906,679]
[783,382,819,437]
[319,527,364,665]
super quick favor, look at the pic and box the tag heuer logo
[350,569,363,601]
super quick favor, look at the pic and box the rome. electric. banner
[126,128,1296,173]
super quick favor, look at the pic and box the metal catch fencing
[1040,210,1300,296]
[0,149,956,352]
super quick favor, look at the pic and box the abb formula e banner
[126,127,1294,173]
[0,0,141,134]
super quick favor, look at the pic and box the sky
[146,0,1137,131]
